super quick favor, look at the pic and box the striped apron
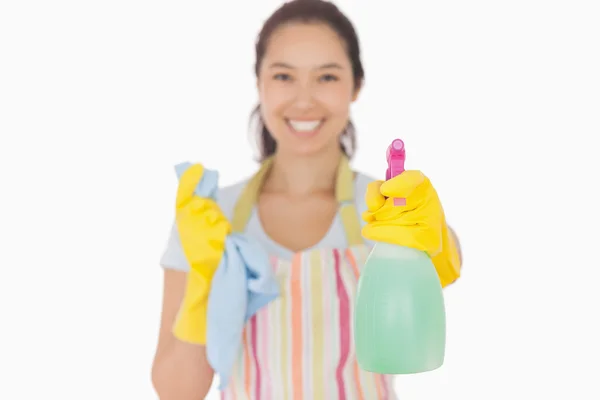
[221,156,397,400]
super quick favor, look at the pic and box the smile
[286,119,325,136]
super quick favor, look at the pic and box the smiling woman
[258,22,358,155]
[250,0,363,162]
[151,1,462,399]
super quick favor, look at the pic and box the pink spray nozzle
[385,139,406,181]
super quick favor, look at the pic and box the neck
[263,148,343,197]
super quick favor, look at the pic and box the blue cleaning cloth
[174,162,280,390]
[207,233,280,389]
[175,162,219,198]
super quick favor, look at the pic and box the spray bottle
[354,138,446,374]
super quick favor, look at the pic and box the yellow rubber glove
[172,163,231,344]
[362,170,461,288]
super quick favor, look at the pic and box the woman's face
[257,22,360,157]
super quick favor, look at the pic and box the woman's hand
[362,170,443,255]
[362,170,461,287]
[173,163,231,344]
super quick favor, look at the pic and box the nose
[292,81,316,110]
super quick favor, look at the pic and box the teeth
[289,120,322,132]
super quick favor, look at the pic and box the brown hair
[250,0,365,161]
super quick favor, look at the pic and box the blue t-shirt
[160,172,376,270]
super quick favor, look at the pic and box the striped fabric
[221,155,398,399]
[220,244,397,400]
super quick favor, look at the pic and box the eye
[319,74,339,82]
[274,73,292,81]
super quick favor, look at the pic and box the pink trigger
[385,139,406,207]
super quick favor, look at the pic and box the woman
[151,0,462,399]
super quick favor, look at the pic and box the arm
[436,224,462,288]
[151,270,214,400]
[448,226,462,267]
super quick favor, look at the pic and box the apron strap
[231,155,364,247]
[336,157,365,247]
[231,157,274,233]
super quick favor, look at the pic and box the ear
[351,79,363,102]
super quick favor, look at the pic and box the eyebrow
[268,62,344,70]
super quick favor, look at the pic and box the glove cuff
[172,270,210,345]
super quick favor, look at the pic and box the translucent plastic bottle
[354,139,446,374]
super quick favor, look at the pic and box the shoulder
[353,171,378,206]
[215,179,249,220]
[354,171,377,192]
[353,171,378,224]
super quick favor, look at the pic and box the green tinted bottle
[354,138,446,374]
[354,243,446,374]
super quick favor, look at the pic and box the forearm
[152,339,214,400]
[448,226,462,267]
[433,225,461,288]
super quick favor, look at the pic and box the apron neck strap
[231,155,364,247]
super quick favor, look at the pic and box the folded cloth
[207,232,279,389]
[175,162,279,389]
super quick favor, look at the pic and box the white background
[1,0,599,399]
